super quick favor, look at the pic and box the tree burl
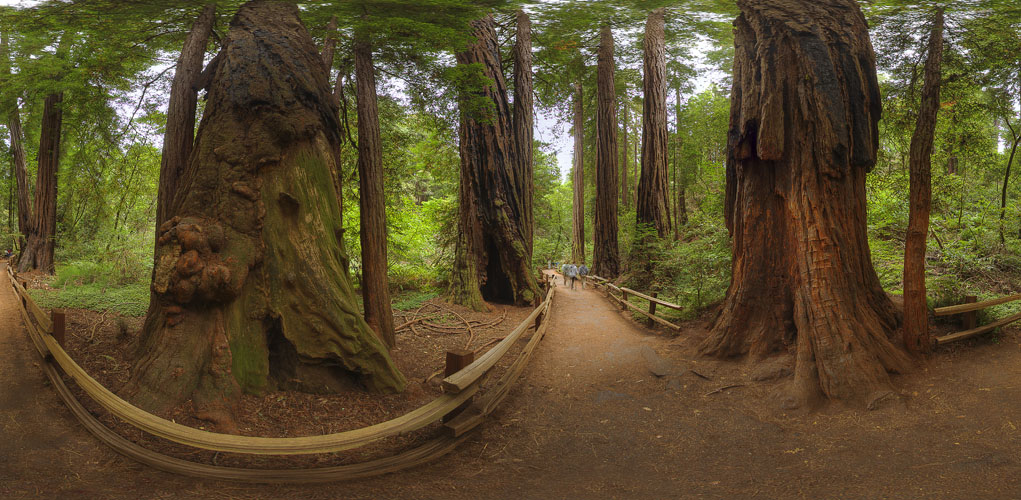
[127,1,405,431]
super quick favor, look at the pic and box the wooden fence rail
[933,292,1021,345]
[6,264,555,481]
[585,275,680,331]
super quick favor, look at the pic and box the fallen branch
[704,384,744,396]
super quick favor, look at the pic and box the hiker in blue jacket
[578,263,589,289]
[564,263,578,290]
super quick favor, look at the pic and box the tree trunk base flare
[701,0,913,408]
[126,1,405,430]
[449,16,540,311]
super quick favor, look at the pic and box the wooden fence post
[443,349,474,422]
[963,295,977,330]
[648,292,658,327]
[52,309,66,348]
[621,290,628,310]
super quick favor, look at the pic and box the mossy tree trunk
[702,0,912,408]
[450,16,539,309]
[354,35,396,348]
[571,81,586,265]
[127,1,405,431]
[592,25,619,277]
[903,8,943,354]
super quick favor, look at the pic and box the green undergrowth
[391,289,438,311]
[30,282,150,317]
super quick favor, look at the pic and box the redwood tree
[702,0,912,407]
[450,16,539,310]
[127,1,405,429]
[18,89,61,274]
[354,35,396,348]
[155,4,215,230]
[592,25,619,277]
[513,9,534,258]
[635,8,671,239]
[1,32,28,252]
[903,8,944,354]
[571,80,585,265]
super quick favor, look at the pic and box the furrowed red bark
[593,25,619,277]
[128,2,405,431]
[703,0,912,407]
[354,36,396,348]
[321,15,337,72]
[451,16,539,310]
[636,8,671,239]
[19,90,61,274]
[903,8,944,354]
[571,81,586,265]
[155,4,215,229]
[513,10,534,259]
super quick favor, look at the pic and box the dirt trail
[2,264,1020,499]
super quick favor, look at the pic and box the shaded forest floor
[2,262,1019,499]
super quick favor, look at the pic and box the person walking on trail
[565,263,578,290]
[578,263,589,289]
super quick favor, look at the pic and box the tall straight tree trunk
[621,99,629,207]
[127,2,405,430]
[354,37,395,348]
[19,91,61,274]
[674,82,687,230]
[2,32,29,251]
[571,81,586,265]
[321,15,337,70]
[636,8,671,239]
[592,25,620,277]
[903,8,944,354]
[155,4,215,229]
[513,10,534,258]
[702,0,912,407]
[451,16,539,309]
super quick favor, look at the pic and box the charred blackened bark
[636,8,671,239]
[903,8,943,354]
[571,81,586,265]
[127,1,405,430]
[592,25,619,277]
[702,0,912,407]
[156,4,215,229]
[354,36,396,348]
[450,16,539,309]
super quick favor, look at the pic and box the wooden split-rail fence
[933,293,1021,345]
[584,274,681,331]
[6,264,555,482]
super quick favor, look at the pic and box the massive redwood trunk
[513,10,534,259]
[155,4,215,229]
[636,8,671,239]
[903,8,944,354]
[592,25,619,277]
[702,0,912,407]
[127,2,405,430]
[354,36,395,348]
[571,81,586,265]
[19,90,61,274]
[450,16,539,310]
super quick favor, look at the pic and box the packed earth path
[2,262,1021,499]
